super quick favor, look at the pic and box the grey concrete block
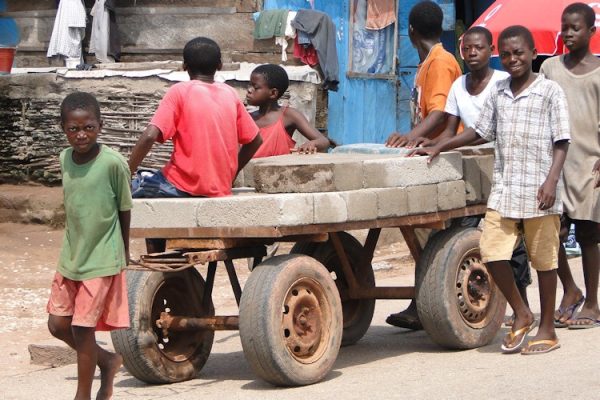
[462,156,483,204]
[362,152,463,188]
[437,181,467,211]
[253,154,365,193]
[373,187,409,218]
[339,190,378,221]
[195,193,314,227]
[407,185,438,215]
[478,155,494,202]
[313,192,348,223]
[131,198,198,228]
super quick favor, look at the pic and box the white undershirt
[445,69,509,128]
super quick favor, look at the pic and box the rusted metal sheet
[185,246,267,264]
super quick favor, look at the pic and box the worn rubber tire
[239,254,342,386]
[416,227,506,349]
[111,269,214,383]
[291,232,375,346]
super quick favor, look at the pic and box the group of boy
[386,1,599,356]
[45,1,600,398]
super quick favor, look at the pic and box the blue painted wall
[264,0,458,145]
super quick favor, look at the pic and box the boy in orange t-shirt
[385,1,461,330]
[386,1,461,148]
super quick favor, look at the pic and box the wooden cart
[111,203,506,386]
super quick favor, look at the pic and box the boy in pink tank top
[246,64,332,158]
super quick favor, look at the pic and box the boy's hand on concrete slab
[293,141,319,154]
[537,180,557,210]
[386,132,412,148]
[405,137,433,149]
[408,145,441,164]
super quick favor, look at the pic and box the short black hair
[409,1,443,39]
[252,64,289,99]
[60,92,101,124]
[498,25,535,51]
[464,26,493,46]
[183,37,222,75]
[563,2,596,28]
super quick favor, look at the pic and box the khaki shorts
[480,209,559,271]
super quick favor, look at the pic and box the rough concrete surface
[437,181,467,211]
[252,152,463,193]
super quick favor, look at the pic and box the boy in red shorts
[47,92,132,399]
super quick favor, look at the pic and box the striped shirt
[475,74,571,219]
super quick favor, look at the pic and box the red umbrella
[470,0,600,55]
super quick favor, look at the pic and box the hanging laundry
[291,9,339,91]
[90,0,111,63]
[105,0,121,61]
[293,36,319,67]
[47,0,87,66]
[366,0,396,30]
[253,9,289,40]
[274,11,297,62]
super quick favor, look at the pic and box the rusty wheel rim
[281,277,331,364]
[151,278,207,363]
[455,250,494,328]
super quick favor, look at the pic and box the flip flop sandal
[521,339,561,355]
[500,320,537,354]
[554,296,585,328]
[567,317,600,330]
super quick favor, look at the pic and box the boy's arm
[118,210,131,265]
[129,125,161,174]
[237,133,263,175]
[408,114,461,148]
[285,108,330,153]
[538,140,569,210]
[386,111,447,148]
[410,127,483,163]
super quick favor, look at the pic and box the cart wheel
[292,232,375,346]
[239,254,342,386]
[111,269,214,383]
[416,227,506,349]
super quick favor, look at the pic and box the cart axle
[157,312,239,335]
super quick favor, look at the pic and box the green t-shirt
[58,145,133,280]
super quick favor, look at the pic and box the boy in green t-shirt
[47,92,132,400]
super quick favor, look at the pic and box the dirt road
[0,222,598,400]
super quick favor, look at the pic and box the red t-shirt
[150,80,259,197]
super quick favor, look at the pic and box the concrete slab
[362,152,463,188]
[478,155,494,201]
[253,152,462,193]
[437,181,467,211]
[252,154,370,193]
[313,192,348,224]
[131,198,198,228]
[462,156,483,204]
[195,193,314,227]
[407,185,438,215]
[339,190,378,221]
[373,187,409,218]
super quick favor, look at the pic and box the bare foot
[96,353,122,400]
